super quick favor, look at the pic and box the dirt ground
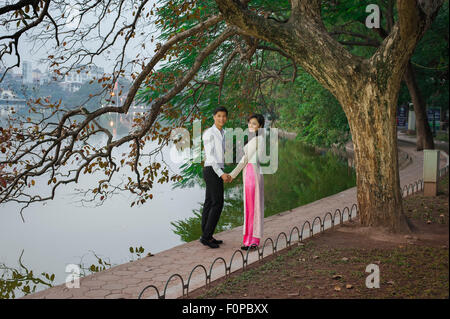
[185,175,449,299]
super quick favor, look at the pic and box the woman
[229,114,265,250]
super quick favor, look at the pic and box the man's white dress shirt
[203,124,226,178]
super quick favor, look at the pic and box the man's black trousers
[201,166,224,240]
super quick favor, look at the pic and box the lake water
[0,114,355,298]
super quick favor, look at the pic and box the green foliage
[322,0,377,25]
[274,69,350,148]
[321,0,382,58]
[129,246,154,260]
[137,0,355,155]
[321,0,449,113]
[171,138,356,243]
[263,139,356,215]
[0,250,55,299]
[399,1,449,111]
[0,245,154,299]
[136,1,294,129]
[77,246,153,275]
[76,251,113,275]
[173,159,204,189]
[171,196,244,243]
[141,0,445,196]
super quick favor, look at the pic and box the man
[201,106,232,248]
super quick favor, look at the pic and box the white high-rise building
[59,64,106,92]
[32,68,43,84]
[22,61,33,84]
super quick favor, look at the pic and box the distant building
[10,70,22,82]
[40,68,50,84]
[0,89,27,116]
[22,61,33,84]
[59,64,105,92]
[0,89,18,100]
[32,68,43,84]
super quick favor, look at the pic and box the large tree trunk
[345,81,412,233]
[403,61,435,150]
[215,0,443,233]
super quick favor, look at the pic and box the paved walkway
[22,134,449,299]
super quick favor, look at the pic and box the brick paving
[22,134,449,299]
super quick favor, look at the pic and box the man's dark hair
[213,106,228,116]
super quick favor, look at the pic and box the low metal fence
[138,163,449,299]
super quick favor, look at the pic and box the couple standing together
[200,106,265,250]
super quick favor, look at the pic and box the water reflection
[0,114,204,298]
[171,138,356,242]
[0,246,154,298]
[0,113,355,298]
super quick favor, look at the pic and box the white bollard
[408,108,416,131]
[423,149,440,196]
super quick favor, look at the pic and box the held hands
[221,173,233,183]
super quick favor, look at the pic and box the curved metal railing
[138,163,449,299]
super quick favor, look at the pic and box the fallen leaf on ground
[346,284,353,289]
[334,286,341,291]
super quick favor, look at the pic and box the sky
[1,0,160,76]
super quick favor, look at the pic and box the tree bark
[344,78,412,232]
[381,1,435,151]
[214,0,443,233]
[403,61,435,150]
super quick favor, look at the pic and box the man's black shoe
[200,237,219,248]
[211,237,223,245]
